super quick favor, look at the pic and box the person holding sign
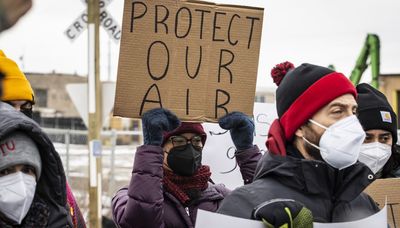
[111,108,261,228]
[356,83,400,178]
[217,62,380,225]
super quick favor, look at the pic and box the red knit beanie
[162,122,207,146]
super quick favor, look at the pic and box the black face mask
[167,144,202,176]
[21,109,33,119]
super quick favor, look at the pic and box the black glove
[252,199,313,228]
[142,108,181,146]
[218,112,254,150]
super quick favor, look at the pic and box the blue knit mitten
[218,112,254,150]
[142,108,181,146]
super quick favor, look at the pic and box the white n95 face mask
[0,171,36,224]
[304,115,366,170]
[359,142,392,174]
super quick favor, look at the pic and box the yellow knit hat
[0,50,34,103]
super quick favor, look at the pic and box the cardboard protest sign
[202,102,276,189]
[114,0,264,121]
[364,178,400,228]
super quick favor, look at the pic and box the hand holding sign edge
[142,108,181,146]
[218,111,254,151]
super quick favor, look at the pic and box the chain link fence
[43,128,143,225]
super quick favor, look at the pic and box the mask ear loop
[220,146,238,174]
[309,119,328,130]
[302,120,328,152]
[302,136,322,151]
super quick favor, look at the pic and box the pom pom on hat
[271,61,295,86]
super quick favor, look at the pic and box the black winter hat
[356,83,398,144]
[271,62,357,140]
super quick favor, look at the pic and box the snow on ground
[53,143,138,219]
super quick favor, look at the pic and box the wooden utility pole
[87,0,102,227]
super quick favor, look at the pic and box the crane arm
[349,34,380,88]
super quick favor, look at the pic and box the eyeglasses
[169,135,203,148]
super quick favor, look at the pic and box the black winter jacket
[217,147,380,223]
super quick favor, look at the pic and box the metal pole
[108,38,111,81]
[65,131,70,179]
[88,0,102,227]
[138,120,143,145]
[110,129,116,194]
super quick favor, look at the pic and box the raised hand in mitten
[252,199,313,228]
[142,108,181,146]
[218,112,254,150]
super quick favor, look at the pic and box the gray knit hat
[0,132,41,179]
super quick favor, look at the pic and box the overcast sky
[1,0,399,89]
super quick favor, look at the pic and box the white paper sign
[196,204,387,228]
[314,204,387,227]
[253,102,277,152]
[201,102,277,190]
[195,209,265,228]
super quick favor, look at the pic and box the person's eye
[191,137,202,146]
[22,166,36,175]
[21,103,32,110]
[364,136,372,143]
[172,137,186,145]
[383,136,388,140]
[331,110,343,116]
[0,168,12,176]
[380,136,390,143]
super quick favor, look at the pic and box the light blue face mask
[302,115,366,170]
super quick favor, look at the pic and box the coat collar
[254,147,375,203]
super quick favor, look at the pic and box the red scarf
[266,119,287,156]
[163,165,211,205]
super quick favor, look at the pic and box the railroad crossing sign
[64,0,121,43]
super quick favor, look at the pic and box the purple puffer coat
[112,144,261,228]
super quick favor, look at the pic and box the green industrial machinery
[349,34,380,88]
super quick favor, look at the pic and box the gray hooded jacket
[0,102,73,227]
